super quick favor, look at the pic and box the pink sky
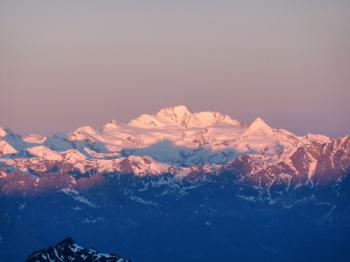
[0,1,349,136]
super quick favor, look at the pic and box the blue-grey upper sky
[0,1,349,136]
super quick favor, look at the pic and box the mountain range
[0,105,349,195]
[1,106,350,262]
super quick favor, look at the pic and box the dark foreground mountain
[25,237,132,262]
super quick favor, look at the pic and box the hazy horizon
[1,1,349,136]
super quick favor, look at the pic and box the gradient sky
[0,1,349,136]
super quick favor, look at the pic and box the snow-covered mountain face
[0,105,349,195]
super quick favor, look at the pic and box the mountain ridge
[0,105,349,195]
[25,237,132,262]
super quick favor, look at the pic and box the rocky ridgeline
[25,238,132,262]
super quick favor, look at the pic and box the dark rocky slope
[25,238,132,262]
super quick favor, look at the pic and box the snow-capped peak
[69,126,100,141]
[25,238,131,262]
[102,120,118,131]
[0,128,17,139]
[128,114,164,128]
[157,105,191,117]
[128,105,241,129]
[243,117,275,136]
[156,105,193,127]
[0,127,6,138]
[0,140,17,155]
[23,134,47,144]
[251,117,268,127]
[194,111,241,127]
[27,146,63,161]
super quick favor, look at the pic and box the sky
[0,0,349,136]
